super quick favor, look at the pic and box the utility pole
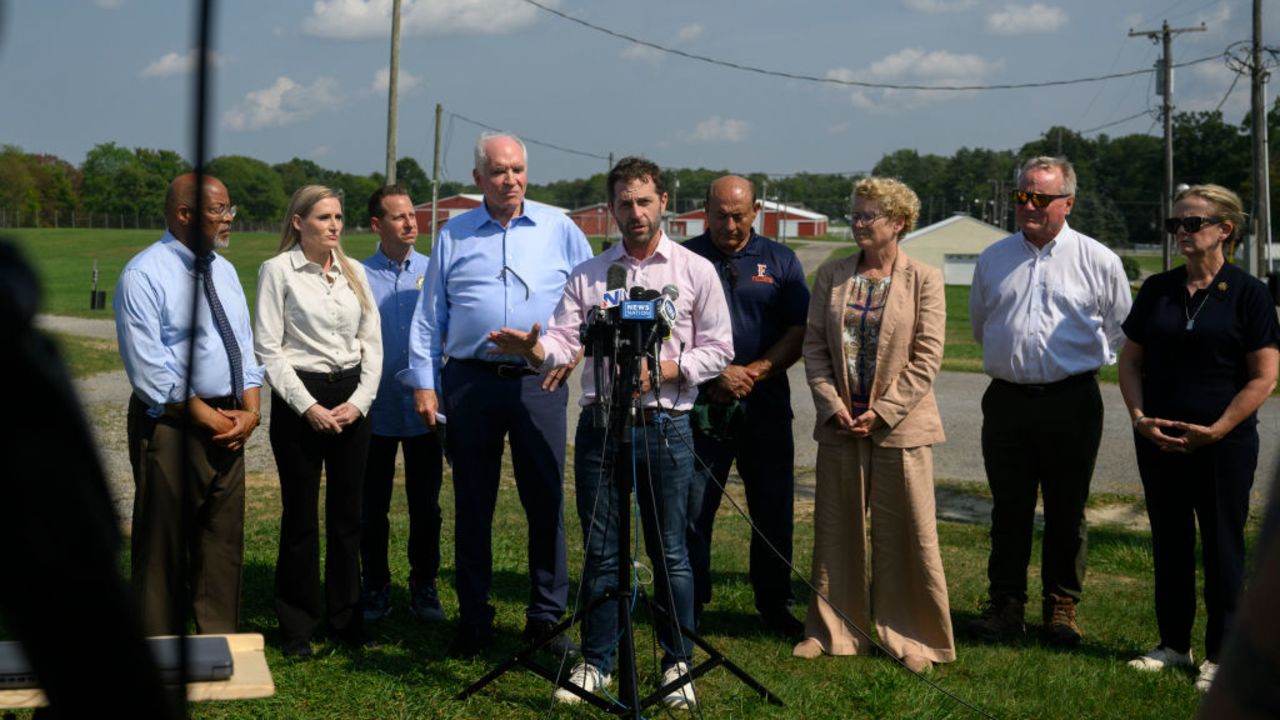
[1251,0,1271,276]
[430,102,442,240]
[384,0,402,184]
[1131,20,1207,271]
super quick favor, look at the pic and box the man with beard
[489,157,733,708]
[115,172,264,635]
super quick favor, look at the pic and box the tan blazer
[804,249,946,448]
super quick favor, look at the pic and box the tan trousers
[802,437,956,662]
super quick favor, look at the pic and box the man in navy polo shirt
[359,185,446,626]
[683,175,809,637]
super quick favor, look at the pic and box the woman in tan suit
[793,177,955,673]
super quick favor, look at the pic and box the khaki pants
[802,437,955,662]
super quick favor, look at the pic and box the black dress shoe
[448,623,493,658]
[522,619,579,658]
[760,608,805,640]
[281,640,313,659]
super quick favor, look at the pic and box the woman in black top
[1118,184,1280,693]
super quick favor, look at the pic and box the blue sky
[1,0,1273,183]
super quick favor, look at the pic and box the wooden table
[0,633,274,709]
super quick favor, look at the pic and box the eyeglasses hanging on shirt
[719,259,739,290]
[498,263,531,302]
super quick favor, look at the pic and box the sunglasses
[1010,190,1070,209]
[1164,216,1223,234]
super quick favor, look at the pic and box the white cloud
[826,48,1004,111]
[312,145,332,158]
[901,0,976,13]
[681,116,750,143]
[985,4,1068,35]
[371,66,420,94]
[223,76,339,131]
[139,50,220,78]
[303,0,550,40]
[93,0,126,8]
[675,23,703,43]
[827,122,850,135]
[621,44,665,65]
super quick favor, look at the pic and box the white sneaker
[1194,660,1218,693]
[553,662,611,705]
[660,661,697,709]
[1127,645,1194,672]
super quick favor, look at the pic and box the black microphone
[606,262,627,293]
[657,285,679,328]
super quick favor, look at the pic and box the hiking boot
[1128,645,1193,672]
[522,619,579,658]
[361,583,392,623]
[968,594,1025,639]
[1041,593,1082,647]
[553,662,611,704]
[409,581,446,623]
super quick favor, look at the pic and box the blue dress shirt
[363,245,431,437]
[114,232,265,417]
[401,201,593,390]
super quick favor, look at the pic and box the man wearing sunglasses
[402,133,593,659]
[968,156,1132,647]
[682,175,809,638]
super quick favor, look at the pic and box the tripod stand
[456,312,782,715]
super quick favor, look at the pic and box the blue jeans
[574,412,695,675]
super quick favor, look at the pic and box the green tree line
[4,100,1279,244]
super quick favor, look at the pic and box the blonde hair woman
[255,185,382,657]
[1119,184,1279,692]
[794,177,955,673]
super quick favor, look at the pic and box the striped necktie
[195,253,244,403]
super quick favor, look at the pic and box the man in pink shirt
[489,157,732,709]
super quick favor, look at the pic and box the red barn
[665,201,828,240]
[568,203,613,237]
[415,194,570,236]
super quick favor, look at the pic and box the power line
[447,111,609,161]
[520,0,1225,92]
[1214,71,1242,112]
[1081,109,1156,135]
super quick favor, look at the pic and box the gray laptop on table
[0,636,234,689]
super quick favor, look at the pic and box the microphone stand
[457,312,783,715]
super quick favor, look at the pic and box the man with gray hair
[402,132,593,658]
[967,156,1131,647]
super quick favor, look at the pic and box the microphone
[657,285,679,328]
[600,262,628,310]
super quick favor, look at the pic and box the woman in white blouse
[255,185,382,657]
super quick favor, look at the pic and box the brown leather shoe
[1041,593,1082,647]
[968,594,1025,639]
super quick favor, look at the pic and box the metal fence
[0,208,280,233]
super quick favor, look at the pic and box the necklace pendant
[1186,319,1195,331]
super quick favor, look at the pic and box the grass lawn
[49,332,123,377]
[8,469,1217,719]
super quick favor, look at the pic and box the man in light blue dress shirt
[402,133,593,657]
[359,185,446,626]
[115,173,264,636]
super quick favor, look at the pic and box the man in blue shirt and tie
[115,173,264,636]
[359,185,446,625]
[403,133,593,657]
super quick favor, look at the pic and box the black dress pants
[360,432,444,590]
[981,375,1103,603]
[1136,430,1256,661]
[270,373,370,647]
